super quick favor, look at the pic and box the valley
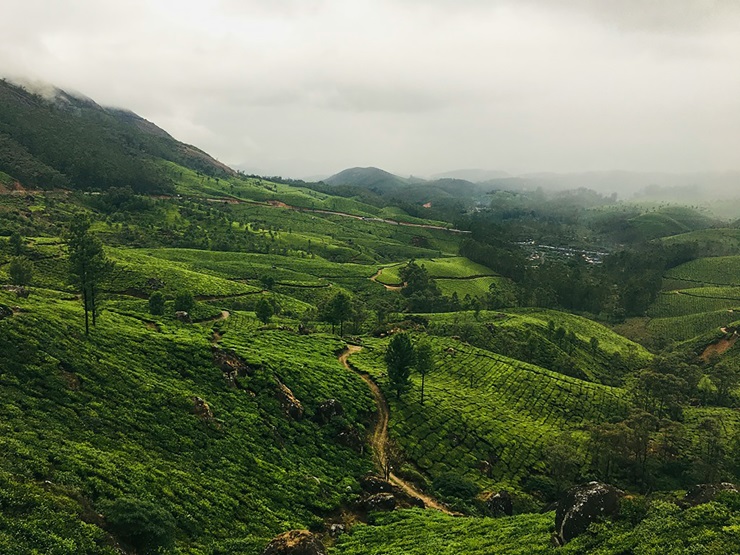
[1,79,740,554]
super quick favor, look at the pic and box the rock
[2,285,28,298]
[276,381,304,420]
[327,523,345,538]
[483,490,513,517]
[553,482,622,546]
[336,427,364,453]
[314,399,344,424]
[478,460,493,477]
[192,396,214,420]
[261,530,327,555]
[213,350,254,387]
[361,474,395,494]
[363,493,396,512]
[684,483,738,506]
[360,474,426,509]
[0,304,12,320]
[175,311,191,323]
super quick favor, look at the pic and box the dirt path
[338,346,454,515]
[701,328,739,361]
[369,268,404,291]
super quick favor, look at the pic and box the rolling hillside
[0,79,233,193]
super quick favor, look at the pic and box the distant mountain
[324,167,411,194]
[0,79,233,193]
[481,170,740,200]
[430,169,510,182]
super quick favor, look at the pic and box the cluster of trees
[385,334,434,405]
[460,234,702,319]
[537,353,740,497]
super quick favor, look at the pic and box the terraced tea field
[350,335,628,486]
[665,256,740,287]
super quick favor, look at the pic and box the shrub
[148,291,165,315]
[173,290,194,312]
[102,496,176,554]
[432,472,480,502]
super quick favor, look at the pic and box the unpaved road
[369,268,404,291]
[338,345,454,514]
[701,328,738,361]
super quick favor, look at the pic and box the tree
[8,256,33,286]
[321,292,353,335]
[709,361,739,405]
[589,336,600,354]
[255,297,274,324]
[260,275,275,290]
[544,433,586,495]
[67,219,113,335]
[9,231,23,255]
[415,338,434,405]
[148,291,165,316]
[385,333,415,400]
[173,290,194,313]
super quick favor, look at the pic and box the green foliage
[148,291,165,316]
[255,297,274,324]
[414,338,434,405]
[333,509,554,555]
[67,218,114,334]
[8,255,33,286]
[320,291,353,335]
[354,334,629,490]
[173,289,194,313]
[101,496,176,554]
[432,472,480,503]
[385,334,416,400]
[9,230,23,255]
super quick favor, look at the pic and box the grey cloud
[1,0,739,178]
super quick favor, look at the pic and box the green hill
[0,79,233,192]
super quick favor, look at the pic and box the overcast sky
[2,0,739,178]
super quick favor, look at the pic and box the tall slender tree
[415,338,434,406]
[67,219,113,335]
[385,333,416,400]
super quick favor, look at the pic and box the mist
[2,0,739,179]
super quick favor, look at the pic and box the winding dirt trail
[369,268,404,291]
[701,328,738,361]
[338,346,454,515]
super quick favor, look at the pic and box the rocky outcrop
[276,381,304,420]
[213,350,254,387]
[363,493,397,512]
[192,396,214,421]
[482,490,513,517]
[314,399,344,424]
[2,285,28,298]
[261,530,326,555]
[553,482,622,546]
[684,483,738,506]
[336,427,364,453]
[361,474,395,494]
[358,474,424,510]
[175,311,191,323]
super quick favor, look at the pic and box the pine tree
[67,219,113,335]
[385,334,416,400]
[415,338,434,406]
